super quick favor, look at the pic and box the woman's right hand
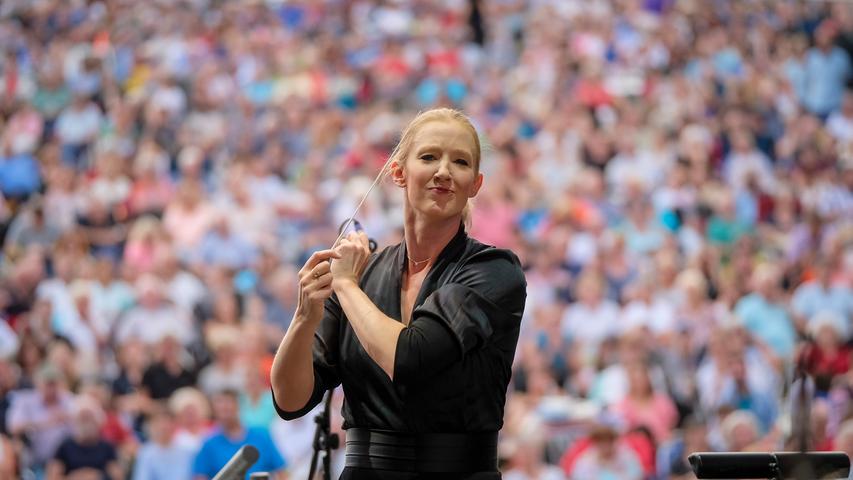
[295,249,341,323]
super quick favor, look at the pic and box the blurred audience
[0,0,852,478]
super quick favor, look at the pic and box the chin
[415,204,464,222]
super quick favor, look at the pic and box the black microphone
[212,445,260,480]
[688,452,850,479]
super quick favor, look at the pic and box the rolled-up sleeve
[273,295,343,421]
[393,248,526,384]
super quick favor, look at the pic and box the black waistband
[344,428,499,473]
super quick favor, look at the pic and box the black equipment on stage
[688,451,850,479]
[308,391,339,480]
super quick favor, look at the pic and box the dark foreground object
[688,452,850,479]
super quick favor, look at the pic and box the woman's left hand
[331,231,371,288]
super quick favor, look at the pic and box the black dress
[273,223,527,479]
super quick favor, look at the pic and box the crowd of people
[0,0,852,479]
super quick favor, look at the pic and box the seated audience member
[568,423,644,480]
[46,395,122,480]
[801,312,851,394]
[612,362,679,443]
[169,387,213,452]
[132,404,195,480]
[141,335,197,401]
[7,363,75,475]
[191,389,287,479]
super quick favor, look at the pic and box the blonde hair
[168,387,211,419]
[387,108,482,230]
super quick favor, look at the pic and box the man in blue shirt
[192,389,287,480]
[803,20,852,117]
[734,264,797,359]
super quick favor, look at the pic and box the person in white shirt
[826,91,853,144]
[115,274,194,347]
[561,271,620,363]
[6,364,76,472]
[620,277,676,335]
[723,130,775,194]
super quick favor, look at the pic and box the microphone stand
[788,350,815,479]
[307,385,339,480]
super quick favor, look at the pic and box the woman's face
[394,120,482,222]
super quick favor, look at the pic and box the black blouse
[273,223,527,433]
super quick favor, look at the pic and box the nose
[434,156,451,181]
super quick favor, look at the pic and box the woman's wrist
[293,307,323,327]
[332,277,359,291]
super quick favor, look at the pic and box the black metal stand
[308,390,339,480]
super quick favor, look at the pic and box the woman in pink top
[612,362,678,443]
[162,180,216,252]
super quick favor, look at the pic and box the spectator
[46,395,122,480]
[132,405,195,480]
[803,20,852,117]
[190,215,259,271]
[719,410,762,452]
[191,389,286,480]
[734,264,797,359]
[0,0,851,476]
[239,365,277,432]
[141,335,197,401]
[115,274,194,347]
[198,325,247,396]
[7,363,75,476]
[561,271,620,360]
[791,258,853,337]
[612,362,678,443]
[568,423,643,480]
[54,92,102,170]
[4,200,61,254]
[801,314,851,394]
[169,387,213,452]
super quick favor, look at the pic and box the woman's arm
[331,232,527,382]
[330,232,405,379]
[332,278,404,379]
[270,250,338,412]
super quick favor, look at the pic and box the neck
[223,423,244,438]
[403,208,461,273]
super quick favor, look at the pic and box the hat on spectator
[808,310,847,340]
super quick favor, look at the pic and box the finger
[302,249,341,272]
[310,285,333,301]
[316,271,333,288]
[304,271,333,291]
[312,261,331,276]
[358,231,369,249]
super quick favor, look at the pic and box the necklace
[407,254,431,266]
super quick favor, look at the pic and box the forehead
[411,120,477,158]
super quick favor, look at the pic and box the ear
[468,172,484,198]
[389,160,406,188]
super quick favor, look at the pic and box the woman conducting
[270,108,527,479]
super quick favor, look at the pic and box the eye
[420,154,435,161]
[455,159,470,166]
